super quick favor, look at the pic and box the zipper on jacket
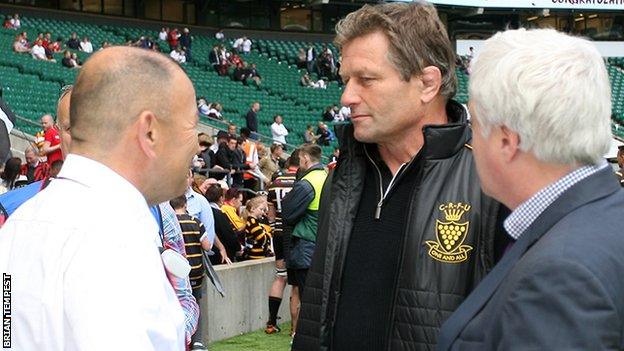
[364,146,412,220]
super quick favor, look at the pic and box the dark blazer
[438,167,624,351]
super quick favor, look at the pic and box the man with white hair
[438,28,624,350]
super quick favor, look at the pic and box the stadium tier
[1,13,623,147]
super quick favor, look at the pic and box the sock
[268,296,282,325]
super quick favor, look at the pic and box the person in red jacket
[39,114,62,166]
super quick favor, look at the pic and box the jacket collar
[437,166,622,351]
[335,100,471,163]
[301,163,325,177]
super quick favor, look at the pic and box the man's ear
[499,125,521,163]
[136,110,158,159]
[418,66,442,104]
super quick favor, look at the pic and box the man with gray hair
[438,28,624,350]
[0,46,199,349]
[293,2,504,350]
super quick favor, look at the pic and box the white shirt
[242,39,252,53]
[207,107,222,119]
[10,18,20,28]
[271,122,289,144]
[170,50,186,64]
[0,154,185,351]
[232,38,243,49]
[80,41,93,53]
[31,44,45,59]
[337,106,351,121]
[158,31,168,41]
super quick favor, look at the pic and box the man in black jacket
[245,102,260,138]
[215,136,248,187]
[292,3,504,351]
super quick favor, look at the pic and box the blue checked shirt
[504,163,609,240]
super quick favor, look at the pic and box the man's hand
[220,249,232,265]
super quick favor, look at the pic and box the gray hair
[469,28,611,165]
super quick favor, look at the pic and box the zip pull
[375,200,383,220]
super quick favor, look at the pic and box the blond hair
[335,2,457,98]
[241,195,267,222]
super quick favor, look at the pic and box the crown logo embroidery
[425,202,473,264]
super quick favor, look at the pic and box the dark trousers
[191,285,204,344]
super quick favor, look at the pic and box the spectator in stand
[3,15,12,29]
[229,51,243,68]
[228,124,237,137]
[179,28,192,62]
[241,196,272,259]
[322,105,335,122]
[306,45,316,74]
[12,33,29,53]
[136,36,151,49]
[39,114,63,166]
[210,130,228,154]
[62,51,78,68]
[240,128,266,189]
[79,36,93,53]
[9,14,21,30]
[197,134,214,172]
[217,45,230,75]
[30,39,49,61]
[208,44,220,71]
[271,114,289,146]
[221,187,246,235]
[42,32,51,48]
[197,98,210,115]
[300,73,313,87]
[245,101,260,136]
[184,170,218,250]
[100,41,111,50]
[158,27,168,42]
[301,73,326,89]
[297,48,307,69]
[70,53,82,66]
[205,185,242,263]
[21,147,49,183]
[242,37,252,55]
[0,158,23,194]
[316,122,333,146]
[303,124,318,144]
[337,105,351,121]
[215,135,248,187]
[50,37,62,52]
[66,32,80,50]
[215,29,225,41]
[45,43,57,62]
[259,143,285,182]
[232,36,244,53]
[170,46,186,64]
[168,28,180,51]
[247,63,262,85]
[207,103,223,120]
[233,63,249,84]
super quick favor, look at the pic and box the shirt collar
[504,162,608,240]
[58,154,145,200]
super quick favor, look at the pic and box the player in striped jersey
[265,151,300,335]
